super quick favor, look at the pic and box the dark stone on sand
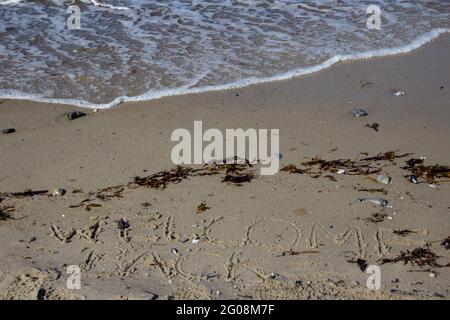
[37,288,46,300]
[67,111,87,121]
[2,128,16,134]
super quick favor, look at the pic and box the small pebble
[52,188,67,197]
[67,111,87,121]
[352,108,368,117]
[2,128,16,134]
[409,175,419,184]
[377,174,391,184]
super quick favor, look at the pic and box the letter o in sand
[247,218,300,251]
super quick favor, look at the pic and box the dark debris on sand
[0,205,15,221]
[131,159,254,189]
[393,229,417,237]
[441,237,450,250]
[402,158,450,184]
[281,151,412,179]
[347,258,368,272]
[380,247,448,268]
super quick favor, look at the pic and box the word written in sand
[171,121,280,175]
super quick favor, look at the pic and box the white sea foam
[0,1,449,109]
[1,28,448,110]
[0,0,23,5]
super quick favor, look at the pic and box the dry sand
[0,34,449,300]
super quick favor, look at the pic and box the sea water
[0,0,449,108]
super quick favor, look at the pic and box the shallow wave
[2,28,448,109]
[0,1,449,108]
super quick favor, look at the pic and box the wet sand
[0,34,449,300]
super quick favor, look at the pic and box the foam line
[0,28,448,109]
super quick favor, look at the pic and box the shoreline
[0,33,449,300]
[1,29,449,110]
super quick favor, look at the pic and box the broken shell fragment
[51,188,67,197]
[394,90,405,96]
[352,108,368,117]
[377,174,391,185]
[358,198,388,207]
[409,175,419,184]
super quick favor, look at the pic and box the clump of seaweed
[130,159,254,190]
[364,210,387,224]
[196,202,210,214]
[131,166,197,190]
[280,164,306,174]
[92,186,125,200]
[281,151,412,179]
[68,162,254,209]
[365,123,379,132]
[380,247,446,268]
[402,158,450,183]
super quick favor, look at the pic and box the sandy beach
[0,34,449,300]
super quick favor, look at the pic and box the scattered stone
[51,188,66,197]
[409,175,419,184]
[352,108,368,117]
[377,174,391,185]
[2,128,16,134]
[441,237,450,250]
[67,111,87,121]
[393,90,405,96]
[358,198,388,207]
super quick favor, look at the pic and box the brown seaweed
[277,250,319,257]
[380,247,446,268]
[355,187,388,195]
[196,202,210,214]
[0,190,48,198]
[280,164,306,174]
[132,166,197,189]
[360,151,412,162]
[364,210,387,224]
[365,123,379,132]
[402,158,450,183]
[393,229,417,237]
